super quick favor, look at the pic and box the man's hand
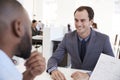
[51,69,66,80]
[23,51,46,80]
[71,71,90,80]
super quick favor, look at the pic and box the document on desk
[89,54,120,80]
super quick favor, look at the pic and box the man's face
[33,22,37,28]
[15,13,32,59]
[74,10,93,36]
[16,32,32,59]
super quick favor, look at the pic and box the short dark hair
[92,22,97,29]
[74,6,94,20]
[32,19,37,23]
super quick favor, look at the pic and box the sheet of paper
[89,54,120,80]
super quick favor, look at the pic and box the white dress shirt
[0,50,23,80]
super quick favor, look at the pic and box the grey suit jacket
[47,29,114,71]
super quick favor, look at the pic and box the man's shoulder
[65,30,76,36]
[64,30,77,38]
[93,30,109,39]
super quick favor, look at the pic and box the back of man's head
[0,0,32,59]
[0,0,25,35]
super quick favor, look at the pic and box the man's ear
[12,19,24,37]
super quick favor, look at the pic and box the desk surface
[35,67,89,80]
[52,37,63,41]
[16,62,89,80]
[32,35,43,40]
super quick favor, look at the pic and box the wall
[43,25,64,61]
[18,0,114,36]
[33,0,43,20]
[18,0,43,21]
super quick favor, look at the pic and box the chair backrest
[114,34,118,46]
[118,40,120,59]
[113,34,120,58]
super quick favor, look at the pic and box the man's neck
[79,28,91,39]
[0,47,13,59]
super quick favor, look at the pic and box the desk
[52,37,63,42]
[16,60,89,80]
[35,67,89,80]
[32,35,43,40]
[32,35,43,45]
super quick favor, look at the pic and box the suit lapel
[83,30,96,63]
[73,31,82,63]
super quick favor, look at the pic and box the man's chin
[15,52,31,59]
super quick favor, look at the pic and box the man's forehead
[75,10,88,16]
[74,16,88,19]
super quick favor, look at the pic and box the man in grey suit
[47,6,114,80]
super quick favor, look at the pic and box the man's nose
[77,21,82,26]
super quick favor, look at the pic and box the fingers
[71,71,80,77]
[26,51,42,63]
[71,71,80,80]
[30,66,45,76]
[25,51,45,67]
[71,71,89,80]
[51,70,66,80]
[25,51,46,77]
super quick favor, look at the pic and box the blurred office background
[18,0,120,33]
[16,0,120,64]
